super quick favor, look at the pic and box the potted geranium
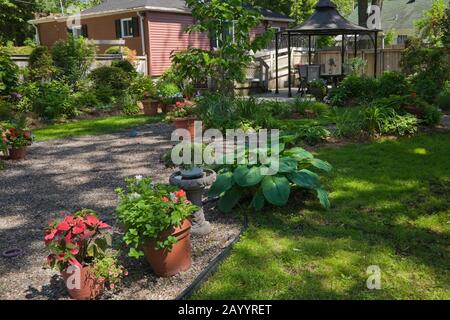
[165,100,197,137]
[115,176,198,277]
[1,126,33,161]
[45,209,126,300]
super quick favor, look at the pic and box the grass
[33,114,163,141]
[192,132,450,299]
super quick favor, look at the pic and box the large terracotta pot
[143,99,159,116]
[61,266,104,300]
[173,117,197,138]
[9,147,27,161]
[142,219,192,277]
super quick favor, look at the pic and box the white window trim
[121,18,133,38]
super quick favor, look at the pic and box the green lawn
[33,115,163,141]
[193,133,450,299]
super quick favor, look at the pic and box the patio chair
[297,65,308,95]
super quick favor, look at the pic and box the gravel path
[0,122,241,300]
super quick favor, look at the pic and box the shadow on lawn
[195,133,450,300]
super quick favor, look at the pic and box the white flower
[135,175,143,182]
[169,192,177,201]
[129,192,141,200]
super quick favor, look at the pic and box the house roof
[347,0,442,35]
[30,0,294,24]
[287,0,377,35]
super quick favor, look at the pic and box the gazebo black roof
[285,0,380,35]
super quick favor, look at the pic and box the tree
[181,0,274,94]
[0,0,40,45]
[415,0,447,46]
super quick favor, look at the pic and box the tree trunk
[358,0,369,27]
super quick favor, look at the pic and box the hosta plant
[115,177,198,258]
[45,209,126,286]
[209,146,332,212]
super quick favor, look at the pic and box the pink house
[30,0,293,76]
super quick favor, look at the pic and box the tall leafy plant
[184,0,274,94]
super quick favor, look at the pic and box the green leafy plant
[436,89,450,111]
[376,71,410,98]
[91,252,127,289]
[52,35,96,87]
[111,59,137,76]
[33,80,75,119]
[329,75,377,107]
[115,177,198,258]
[129,74,156,100]
[28,46,55,81]
[0,46,19,95]
[348,57,367,77]
[89,66,131,105]
[157,82,183,106]
[209,146,332,212]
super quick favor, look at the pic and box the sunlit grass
[193,133,450,299]
[33,115,164,141]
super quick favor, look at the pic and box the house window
[212,21,236,49]
[397,35,408,44]
[67,24,88,38]
[121,18,134,38]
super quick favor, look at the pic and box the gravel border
[0,122,242,300]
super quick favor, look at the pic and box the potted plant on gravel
[1,126,33,161]
[115,176,198,277]
[45,209,126,300]
[165,100,198,137]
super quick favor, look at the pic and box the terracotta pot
[142,219,192,277]
[143,99,159,116]
[9,147,27,161]
[61,266,104,300]
[173,117,197,138]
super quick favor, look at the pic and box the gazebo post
[308,35,312,65]
[354,33,357,58]
[288,31,292,98]
[374,31,378,78]
[275,32,279,94]
[341,33,345,76]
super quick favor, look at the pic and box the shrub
[0,46,19,95]
[89,66,130,104]
[111,59,137,76]
[33,80,75,119]
[105,46,131,55]
[422,104,442,126]
[71,90,99,110]
[28,46,55,81]
[115,177,198,257]
[120,93,141,115]
[376,71,410,98]
[157,82,183,105]
[293,99,331,117]
[436,90,450,111]
[129,74,156,100]
[52,35,96,87]
[329,75,377,107]
[209,146,332,212]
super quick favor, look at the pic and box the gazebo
[275,0,381,97]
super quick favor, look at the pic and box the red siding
[147,12,209,76]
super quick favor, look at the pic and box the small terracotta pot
[143,99,159,116]
[142,219,192,277]
[173,117,197,138]
[9,147,27,161]
[61,266,104,300]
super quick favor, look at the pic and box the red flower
[57,221,70,231]
[56,254,65,261]
[64,215,75,225]
[175,190,186,198]
[162,197,169,202]
[85,215,99,226]
[70,247,79,255]
[72,222,86,235]
[98,222,110,229]
[47,254,55,264]
[23,132,30,139]
[45,229,57,242]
